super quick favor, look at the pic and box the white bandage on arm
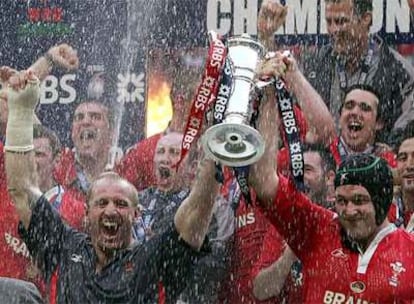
[4,79,40,153]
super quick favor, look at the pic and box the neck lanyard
[337,38,375,90]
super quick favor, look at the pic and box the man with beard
[247,73,414,302]
[258,0,414,143]
[54,98,115,203]
[391,120,414,231]
[3,70,220,303]
[252,144,336,303]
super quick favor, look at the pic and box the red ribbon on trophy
[176,32,228,168]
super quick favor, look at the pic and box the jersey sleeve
[18,195,73,281]
[265,175,335,260]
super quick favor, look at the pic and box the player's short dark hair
[74,100,116,130]
[33,124,61,158]
[302,143,337,173]
[393,120,414,154]
[339,84,383,121]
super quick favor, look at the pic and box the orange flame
[146,76,172,137]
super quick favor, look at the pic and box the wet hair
[33,124,62,158]
[393,120,414,154]
[302,143,336,173]
[339,84,383,121]
[86,171,139,208]
[325,0,373,16]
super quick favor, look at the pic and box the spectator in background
[259,0,414,143]
[54,98,115,203]
[252,144,336,303]
[118,50,204,191]
[249,74,414,302]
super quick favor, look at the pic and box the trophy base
[201,123,265,167]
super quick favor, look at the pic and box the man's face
[71,102,112,158]
[397,138,414,194]
[325,0,368,55]
[339,89,380,151]
[34,137,55,181]
[335,184,377,241]
[154,132,183,191]
[88,178,137,252]
[304,151,328,203]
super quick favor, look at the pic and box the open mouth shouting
[158,166,172,179]
[99,217,123,247]
[348,121,363,134]
[80,129,98,142]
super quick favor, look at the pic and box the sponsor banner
[206,0,414,44]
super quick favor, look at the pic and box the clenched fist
[46,43,79,71]
[258,0,288,42]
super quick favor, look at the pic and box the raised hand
[7,69,40,112]
[258,0,288,48]
[46,43,79,71]
[257,51,297,80]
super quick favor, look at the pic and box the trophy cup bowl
[202,34,265,167]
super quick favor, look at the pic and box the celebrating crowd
[1,0,414,303]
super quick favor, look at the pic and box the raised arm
[282,54,336,145]
[174,158,219,249]
[3,69,42,228]
[257,0,288,51]
[249,79,280,207]
[29,43,79,81]
[263,52,336,145]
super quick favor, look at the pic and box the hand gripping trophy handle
[201,34,266,167]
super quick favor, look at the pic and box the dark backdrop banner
[1,0,413,149]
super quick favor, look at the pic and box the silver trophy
[202,34,265,167]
